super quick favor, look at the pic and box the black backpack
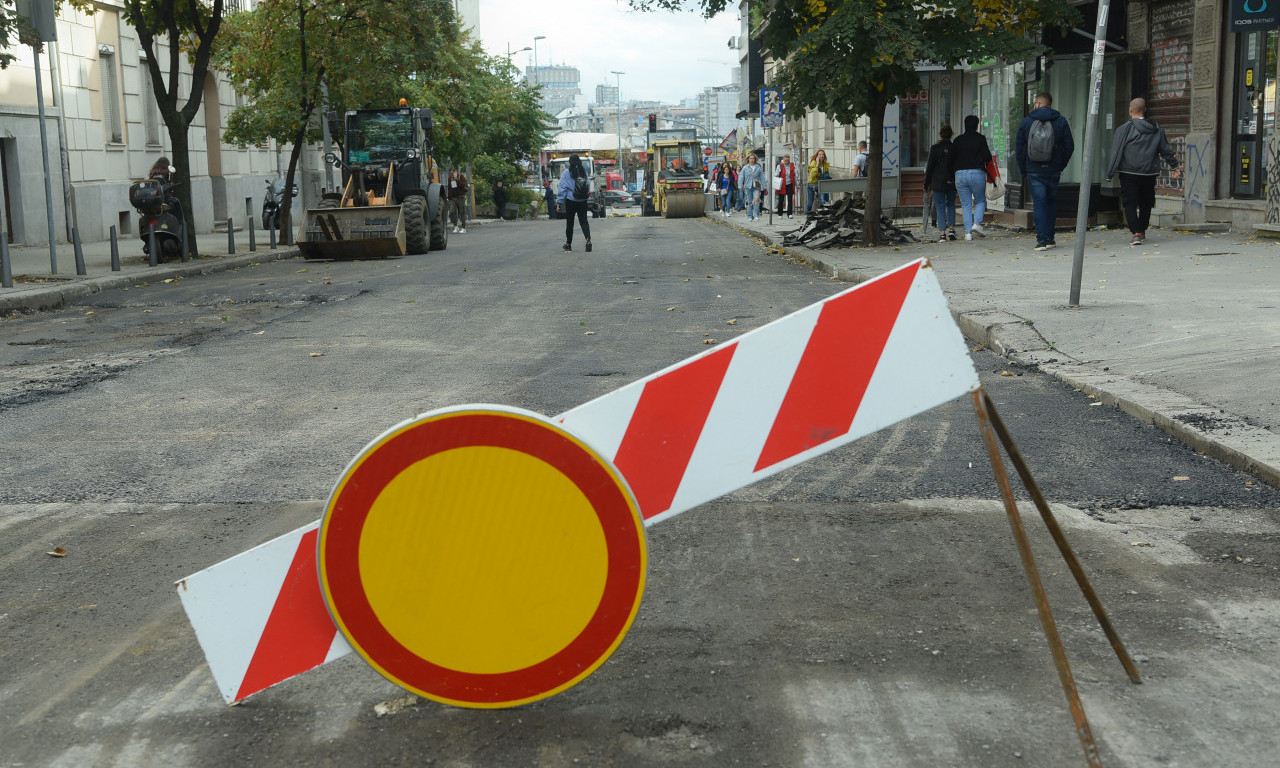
[573,171,590,200]
[1027,119,1055,163]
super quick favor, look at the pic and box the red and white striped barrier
[177,258,978,704]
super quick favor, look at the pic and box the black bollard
[148,225,158,267]
[227,218,235,254]
[180,222,189,263]
[1,233,11,288]
[73,227,86,275]
[248,217,257,252]
[269,221,277,249]
[110,226,121,271]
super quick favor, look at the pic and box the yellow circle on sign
[357,445,608,675]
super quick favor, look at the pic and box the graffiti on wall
[881,124,899,177]
[1182,134,1211,216]
[1157,134,1187,195]
[1152,39,1192,100]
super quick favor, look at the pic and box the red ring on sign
[319,409,645,707]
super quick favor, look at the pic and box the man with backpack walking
[1106,97,1181,247]
[1016,92,1074,251]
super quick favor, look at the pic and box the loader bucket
[296,204,407,260]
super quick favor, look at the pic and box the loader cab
[328,107,438,203]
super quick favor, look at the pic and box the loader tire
[428,183,448,251]
[403,195,428,255]
[318,198,340,209]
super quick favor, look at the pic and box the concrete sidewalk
[0,228,301,315]
[712,206,1280,488]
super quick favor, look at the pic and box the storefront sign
[1229,0,1280,30]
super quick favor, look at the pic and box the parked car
[602,188,635,206]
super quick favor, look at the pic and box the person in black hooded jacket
[1015,92,1075,250]
[1106,97,1181,247]
[923,125,957,242]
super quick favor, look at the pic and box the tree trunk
[863,94,888,246]
[281,124,310,244]
[165,119,198,257]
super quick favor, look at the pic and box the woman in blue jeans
[951,115,992,240]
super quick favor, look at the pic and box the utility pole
[1069,0,1112,307]
[611,71,625,183]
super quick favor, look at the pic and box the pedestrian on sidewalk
[1016,92,1075,251]
[448,169,469,233]
[923,125,957,242]
[739,153,764,221]
[952,115,993,240]
[852,141,869,177]
[806,149,830,214]
[775,154,797,218]
[558,153,592,252]
[493,180,507,221]
[718,163,737,216]
[1106,97,1181,247]
[543,179,558,219]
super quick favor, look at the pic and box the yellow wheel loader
[640,138,705,219]
[298,105,448,260]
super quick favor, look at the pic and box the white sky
[475,0,741,105]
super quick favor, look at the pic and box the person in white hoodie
[1106,98,1181,247]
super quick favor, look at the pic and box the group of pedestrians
[923,92,1178,249]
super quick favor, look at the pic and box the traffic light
[648,114,657,132]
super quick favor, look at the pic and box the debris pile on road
[781,196,918,248]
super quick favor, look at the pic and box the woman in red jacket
[774,154,797,218]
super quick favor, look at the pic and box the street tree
[122,0,228,256]
[634,0,1078,244]
[216,0,460,235]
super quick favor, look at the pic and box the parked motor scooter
[128,170,183,261]
[261,177,298,232]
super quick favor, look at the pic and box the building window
[845,123,854,143]
[99,47,123,143]
[141,63,161,146]
[824,116,835,144]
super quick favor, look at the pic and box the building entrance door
[1231,30,1277,198]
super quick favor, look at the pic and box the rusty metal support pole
[972,389,1102,768]
[981,389,1143,684]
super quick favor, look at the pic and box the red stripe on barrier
[236,528,338,701]
[754,261,921,471]
[613,344,737,518]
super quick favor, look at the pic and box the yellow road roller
[640,138,705,219]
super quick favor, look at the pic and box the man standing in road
[448,169,469,234]
[1015,92,1074,251]
[493,180,508,221]
[1106,97,1181,247]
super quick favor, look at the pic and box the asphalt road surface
[2,215,1278,767]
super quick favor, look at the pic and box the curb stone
[0,247,301,316]
[710,213,1280,489]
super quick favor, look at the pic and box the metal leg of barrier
[972,388,1104,768]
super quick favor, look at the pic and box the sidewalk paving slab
[711,208,1280,489]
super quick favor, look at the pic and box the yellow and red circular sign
[318,406,646,708]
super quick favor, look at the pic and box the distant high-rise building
[595,84,619,106]
[527,65,582,119]
[451,0,479,32]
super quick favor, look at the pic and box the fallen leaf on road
[84,311,94,315]
[374,694,419,717]
[253,331,265,335]
[163,278,174,283]
[405,299,416,303]
[309,352,324,357]
[143,309,152,313]
[297,268,308,273]
[666,307,676,311]
[1089,402,1103,406]
[584,331,596,336]
[47,547,67,557]
[726,319,737,325]
[1000,370,1015,377]
[706,274,714,278]
[703,339,717,344]
[1130,542,1154,547]
[1172,476,1189,481]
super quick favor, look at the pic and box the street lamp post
[533,35,546,188]
[611,70,625,186]
[506,44,531,60]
